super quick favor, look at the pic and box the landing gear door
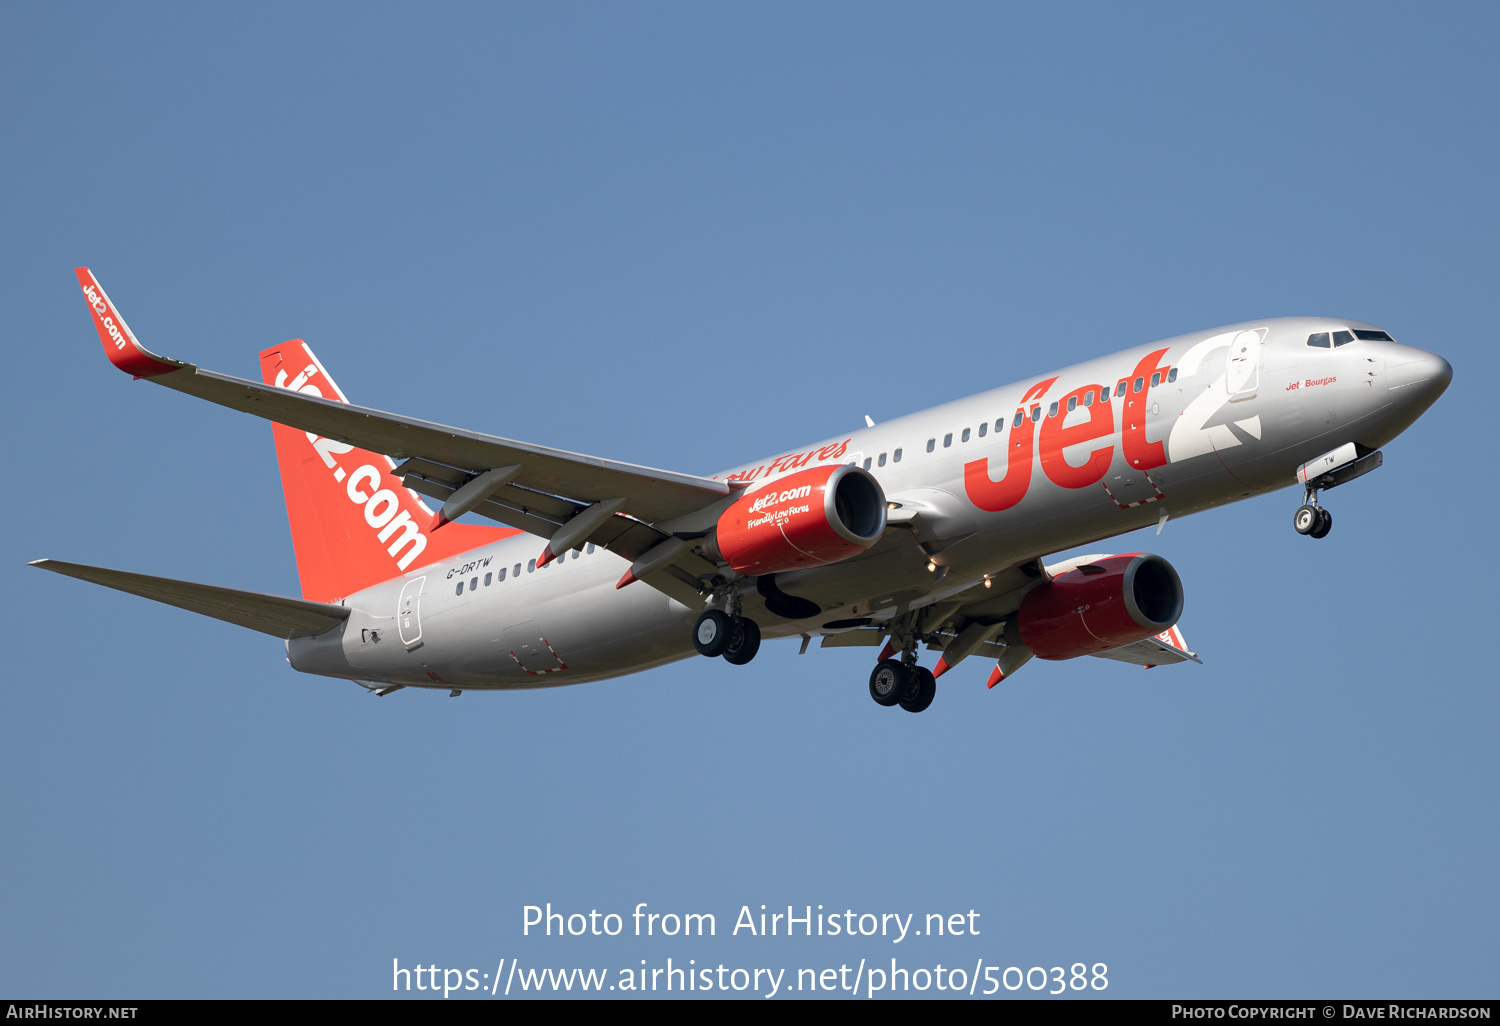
[398,576,425,651]
[1226,328,1266,403]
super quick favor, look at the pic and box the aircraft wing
[848,557,1200,680]
[1090,624,1200,667]
[30,559,350,639]
[75,269,731,528]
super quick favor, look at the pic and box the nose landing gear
[1291,445,1385,540]
[1293,489,1333,539]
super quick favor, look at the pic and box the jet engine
[702,464,887,575]
[1016,553,1184,660]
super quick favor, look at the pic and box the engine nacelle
[704,464,887,575]
[1017,552,1184,660]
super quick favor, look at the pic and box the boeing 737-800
[34,268,1452,712]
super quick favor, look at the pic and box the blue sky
[2,2,1495,998]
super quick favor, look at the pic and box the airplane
[34,268,1452,713]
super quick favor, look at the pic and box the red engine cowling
[705,464,887,575]
[1017,553,1184,660]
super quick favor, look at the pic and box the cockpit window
[1332,330,1354,346]
[1307,332,1331,348]
[1353,329,1394,342]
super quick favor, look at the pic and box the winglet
[74,267,184,378]
[985,665,1003,688]
[932,656,951,679]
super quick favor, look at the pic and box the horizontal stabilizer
[29,559,350,639]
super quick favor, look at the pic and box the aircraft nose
[1386,345,1452,410]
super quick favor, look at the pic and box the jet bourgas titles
[35,269,1451,713]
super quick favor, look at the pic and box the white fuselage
[287,317,1450,690]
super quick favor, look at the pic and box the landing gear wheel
[722,617,761,665]
[1293,504,1320,535]
[869,660,909,707]
[693,610,733,657]
[899,666,936,713]
[1309,506,1333,539]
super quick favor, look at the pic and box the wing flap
[402,459,720,586]
[1091,625,1201,667]
[30,559,350,639]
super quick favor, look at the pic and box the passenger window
[893,448,902,462]
[586,543,595,554]
[877,452,887,467]
[961,427,970,442]
[1097,387,1108,403]
[1115,381,1127,397]
[513,564,522,577]
[572,549,580,560]
[1012,411,1024,429]
[926,438,935,453]
[469,577,478,591]
[1151,372,1161,387]
[1167,367,1178,383]
[527,559,536,573]
[1048,402,1059,418]
[1133,377,1144,393]
[1307,332,1331,348]
[863,457,873,470]
[1067,396,1077,412]
[1353,329,1394,342]
[978,422,987,437]
[454,582,463,596]
[484,572,492,586]
[1030,407,1041,423]
[1332,330,1354,346]
[943,433,952,447]
[498,567,507,581]
[1083,391,1094,407]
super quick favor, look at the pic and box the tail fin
[259,341,516,602]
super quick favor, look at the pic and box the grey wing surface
[149,364,729,523]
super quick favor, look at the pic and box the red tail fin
[259,342,516,601]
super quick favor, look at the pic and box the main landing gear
[868,635,937,713]
[1293,487,1333,539]
[693,595,762,666]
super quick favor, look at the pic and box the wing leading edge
[74,268,730,528]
